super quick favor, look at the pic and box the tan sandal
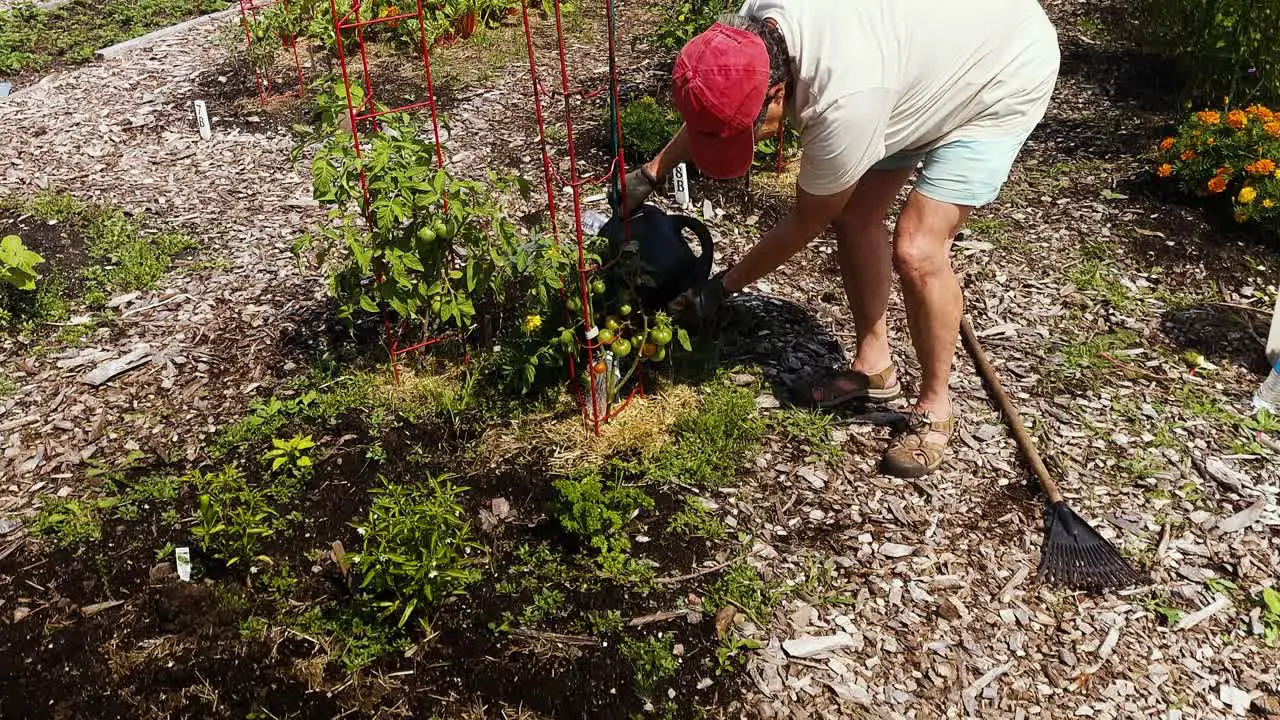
[807,364,902,408]
[881,409,956,478]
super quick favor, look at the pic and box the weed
[1258,587,1280,646]
[0,373,17,397]
[294,604,412,674]
[350,473,484,627]
[239,615,270,642]
[494,542,590,596]
[629,380,764,488]
[26,189,80,222]
[108,473,183,520]
[666,495,726,541]
[771,408,840,463]
[1042,329,1138,391]
[620,634,678,698]
[965,214,1010,242]
[80,208,196,296]
[586,609,626,635]
[1140,590,1185,626]
[496,586,567,631]
[191,465,278,569]
[703,563,782,626]
[551,470,654,577]
[33,496,116,548]
[1069,255,1136,314]
[713,634,761,676]
[254,562,299,600]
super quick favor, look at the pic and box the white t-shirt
[737,0,1061,196]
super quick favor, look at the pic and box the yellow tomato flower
[522,314,543,333]
[1238,186,1258,204]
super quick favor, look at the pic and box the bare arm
[722,183,855,292]
[642,124,693,179]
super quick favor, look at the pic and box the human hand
[609,166,658,216]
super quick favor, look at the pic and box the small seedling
[33,496,117,549]
[190,465,277,569]
[620,634,678,698]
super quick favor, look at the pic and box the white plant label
[193,100,211,141]
[672,162,690,208]
[175,546,192,581]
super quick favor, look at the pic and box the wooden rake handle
[958,317,1065,505]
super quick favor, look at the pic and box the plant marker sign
[673,162,690,208]
[193,100,212,141]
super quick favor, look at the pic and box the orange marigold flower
[1227,110,1249,129]
[1206,137,1216,145]
[1246,104,1274,121]
[1196,110,1221,125]
[1207,175,1228,194]
[1266,121,1280,137]
[1156,163,1173,177]
[1215,165,1232,176]
[1180,149,1196,161]
[1159,137,1175,151]
[1246,159,1277,175]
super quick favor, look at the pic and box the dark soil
[0,209,91,298]
[0,408,747,720]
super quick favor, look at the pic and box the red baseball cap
[672,22,770,180]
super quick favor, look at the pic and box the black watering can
[596,203,714,313]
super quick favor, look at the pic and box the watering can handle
[671,215,715,281]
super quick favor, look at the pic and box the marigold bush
[1152,102,1280,226]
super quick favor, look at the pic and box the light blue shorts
[871,133,1033,207]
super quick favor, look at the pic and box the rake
[959,317,1150,593]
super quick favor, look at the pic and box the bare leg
[891,190,971,419]
[831,168,915,375]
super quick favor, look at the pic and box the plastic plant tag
[581,210,609,235]
[673,163,691,208]
[590,353,613,419]
[175,547,192,581]
[193,100,211,141]
[584,325,600,340]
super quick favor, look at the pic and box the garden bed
[0,0,231,86]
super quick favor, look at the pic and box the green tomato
[597,328,615,345]
[442,218,459,240]
[604,315,622,332]
[417,226,437,243]
[612,338,632,357]
[432,219,448,238]
[431,299,442,314]
[566,297,582,312]
[619,303,632,316]
[649,327,673,346]
[653,347,667,362]
[591,279,606,295]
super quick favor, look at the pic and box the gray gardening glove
[610,166,658,216]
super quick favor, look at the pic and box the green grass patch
[702,562,782,626]
[628,378,765,488]
[0,0,229,78]
[33,496,117,548]
[666,495,726,541]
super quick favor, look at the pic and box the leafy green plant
[703,562,782,626]
[614,95,682,162]
[550,470,654,574]
[350,473,484,627]
[649,0,723,52]
[714,634,761,676]
[190,465,278,569]
[33,496,117,548]
[1133,0,1280,106]
[262,434,316,501]
[666,495,726,540]
[0,234,44,291]
[620,634,679,698]
[630,379,764,488]
[1259,587,1280,645]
